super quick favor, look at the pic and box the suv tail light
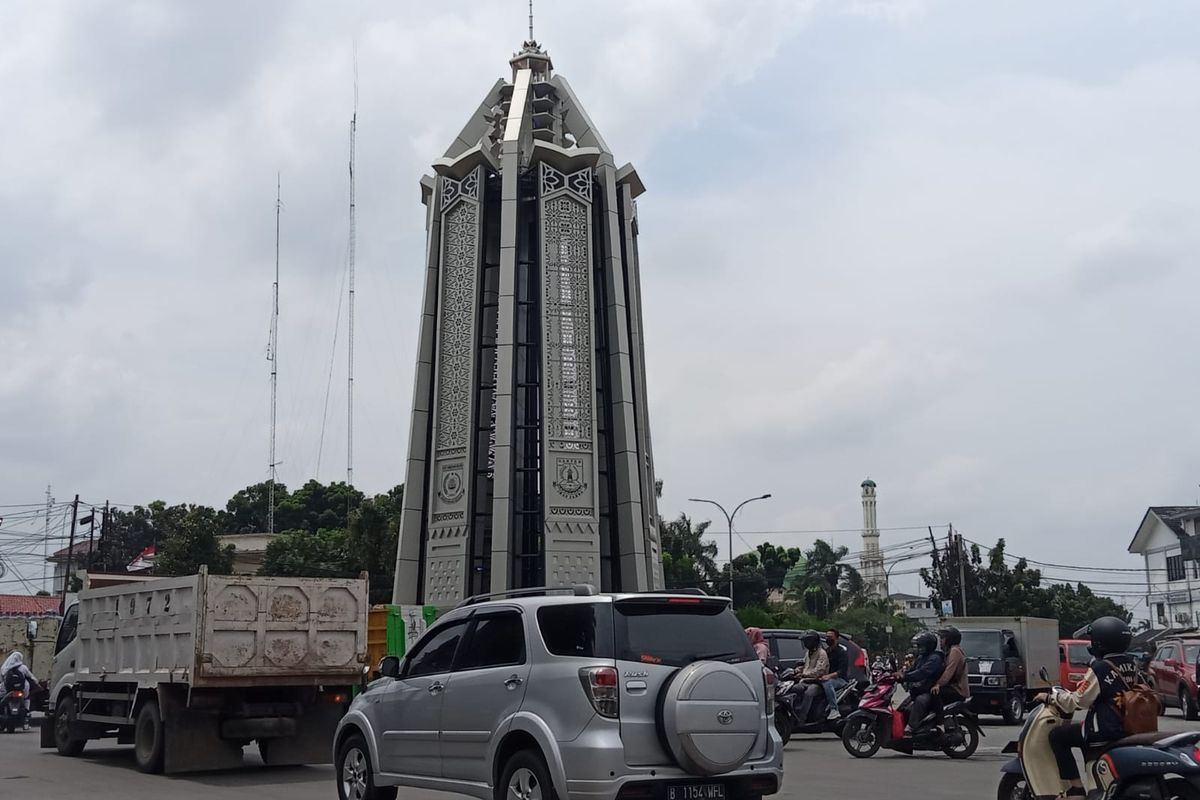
[856,648,867,669]
[763,666,776,716]
[580,666,619,718]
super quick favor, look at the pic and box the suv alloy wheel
[337,733,396,800]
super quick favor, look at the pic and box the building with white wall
[1128,506,1200,628]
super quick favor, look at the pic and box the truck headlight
[984,676,1003,686]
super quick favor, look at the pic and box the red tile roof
[0,594,61,616]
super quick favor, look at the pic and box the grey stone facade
[393,41,662,606]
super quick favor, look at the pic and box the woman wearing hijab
[2,651,38,731]
[745,627,770,662]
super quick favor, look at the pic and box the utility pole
[42,485,53,592]
[955,524,968,617]
[100,500,110,572]
[85,508,97,577]
[61,495,79,611]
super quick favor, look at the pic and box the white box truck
[40,568,368,773]
[947,616,1060,724]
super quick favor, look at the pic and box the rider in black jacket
[903,631,945,734]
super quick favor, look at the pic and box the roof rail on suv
[454,583,598,609]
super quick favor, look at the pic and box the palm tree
[659,513,719,592]
[787,539,862,617]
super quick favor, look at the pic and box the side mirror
[1059,650,1066,663]
[379,655,401,679]
[1039,666,1050,682]
[26,620,38,642]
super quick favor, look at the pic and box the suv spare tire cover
[660,661,761,775]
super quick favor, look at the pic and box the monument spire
[528,0,534,43]
[393,42,661,606]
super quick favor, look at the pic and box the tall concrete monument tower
[860,479,886,599]
[392,39,663,607]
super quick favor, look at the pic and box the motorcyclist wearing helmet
[793,630,831,723]
[1037,616,1141,797]
[902,631,945,735]
[933,625,970,709]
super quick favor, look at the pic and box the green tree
[659,513,719,593]
[347,486,403,603]
[222,481,289,533]
[755,542,804,590]
[274,480,365,535]
[788,540,861,617]
[720,552,769,609]
[155,505,235,576]
[921,537,1130,633]
[832,598,921,653]
[259,528,352,578]
[97,504,159,572]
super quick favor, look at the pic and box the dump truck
[947,615,1059,724]
[40,568,368,773]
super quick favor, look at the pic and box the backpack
[3,667,23,691]
[1104,659,1160,736]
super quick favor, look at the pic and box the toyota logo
[717,710,733,725]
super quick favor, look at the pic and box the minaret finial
[528,0,534,42]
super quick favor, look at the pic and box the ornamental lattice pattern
[434,199,478,456]
[542,194,593,450]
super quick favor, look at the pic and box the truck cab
[961,627,1026,723]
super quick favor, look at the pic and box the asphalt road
[1,714,1197,800]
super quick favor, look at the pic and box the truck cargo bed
[77,572,368,688]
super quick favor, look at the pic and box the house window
[1167,555,1186,582]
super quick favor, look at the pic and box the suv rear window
[537,603,615,658]
[614,600,755,667]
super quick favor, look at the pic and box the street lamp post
[884,551,924,598]
[687,494,772,608]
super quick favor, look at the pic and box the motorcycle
[998,668,1200,800]
[840,673,982,759]
[778,676,863,743]
[0,684,27,733]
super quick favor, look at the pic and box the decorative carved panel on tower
[539,161,600,585]
[424,166,483,604]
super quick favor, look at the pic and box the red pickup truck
[1058,639,1091,690]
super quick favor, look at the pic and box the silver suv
[333,586,783,800]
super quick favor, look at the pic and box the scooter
[786,677,863,738]
[998,668,1200,800]
[841,673,982,759]
[0,685,26,733]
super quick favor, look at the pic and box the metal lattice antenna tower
[528,0,534,40]
[347,55,357,488]
[268,174,280,535]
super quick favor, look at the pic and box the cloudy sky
[2,1,1197,610]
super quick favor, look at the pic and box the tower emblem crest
[553,458,587,499]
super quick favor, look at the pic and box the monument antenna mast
[268,174,280,535]
[347,51,357,489]
[528,0,534,40]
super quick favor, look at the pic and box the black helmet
[938,626,962,647]
[800,630,821,650]
[911,631,937,656]
[1086,616,1132,658]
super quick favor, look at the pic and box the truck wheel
[337,733,396,800]
[134,699,165,773]
[1002,692,1025,725]
[498,750,558,800]
[54,696,85,757]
